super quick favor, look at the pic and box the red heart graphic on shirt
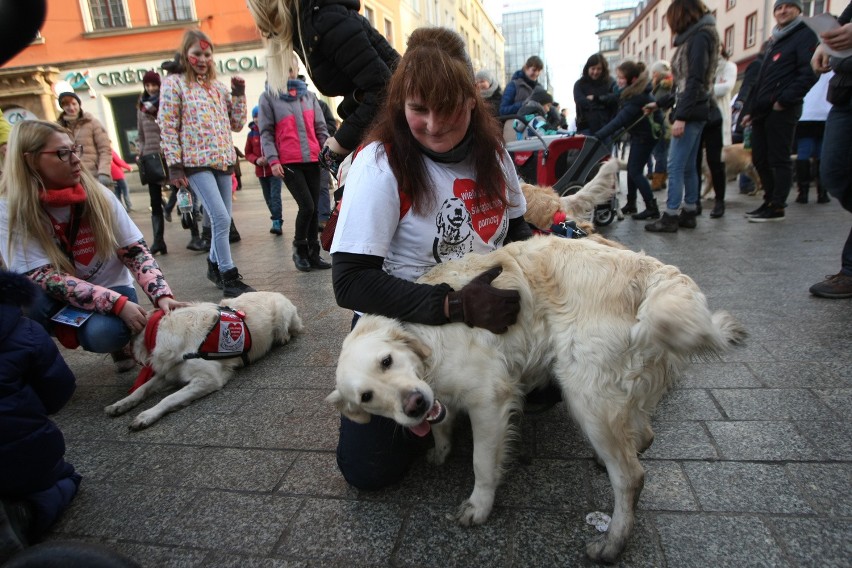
[71,223,96,266]
[227,322,243,341]
[453,178,504,243]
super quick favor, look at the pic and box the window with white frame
[802,1,826,16]
[89,0,127,30]
[745,12,757,48]
[727,0,736,10]
[156,0,193,23]
[724,25,735,54]
[364,6,375,27]
[384,18,393,45]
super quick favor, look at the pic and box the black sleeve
[840,2,852,25]
[505,215,533,243]
[331,252,453,325]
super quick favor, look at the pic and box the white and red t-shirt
[0,188,142,288]
[331,142,526,283]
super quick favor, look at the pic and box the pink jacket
[110,150,131,180]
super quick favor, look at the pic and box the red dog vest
[184,307,252,363]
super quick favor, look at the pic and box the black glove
[231,76,245,97]
[447,266,520,334]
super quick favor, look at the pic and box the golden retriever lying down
[701,143,761,197]
[105,292,302,430]
[328,236,745,563]
[521,159,625,248]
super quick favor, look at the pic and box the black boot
[150,214,168,255]
[220,267,256,298]
[678,209,698,229]
[710,200,725,218]
[632,199,660,220]
[308,242,332,269]
[186,215,206,251]
[292,240,311,272]
[645,212,679,233]
[620,201,637,215]
[795,159,811,203]
[207,258,222,289]
[200,225,212,252]
[229,219,241,243]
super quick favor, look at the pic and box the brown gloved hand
[447,266,520,334]
[231,76,246,97]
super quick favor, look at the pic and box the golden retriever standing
[702,143,761,197]
[105,292,302,430]
[327,237,745,563]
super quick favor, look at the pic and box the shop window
[89,0,127,30]
[156,0,194,23]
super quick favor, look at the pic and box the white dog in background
[105,292,302,430]
[327,236,745,563]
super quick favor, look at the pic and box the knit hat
[252,105,259,118]
[529,89,553,106]
[57,92,81,107]
[650,60,671,75]
[774,0,803,11]
[142,70,161,86]
[475,69,494,87]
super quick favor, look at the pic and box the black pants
[147,183,163,216]
[283,162,321,242]
[697,119,726,201]
[751,105,802,207]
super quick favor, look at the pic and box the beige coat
[58,111,112,177]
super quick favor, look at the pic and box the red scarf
[39,184,87,207]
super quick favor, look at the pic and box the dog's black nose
[403,391,428,418]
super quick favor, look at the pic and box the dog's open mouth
[408,399,446,437]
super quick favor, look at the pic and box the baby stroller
[502,116,619,226]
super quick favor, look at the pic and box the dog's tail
[558,158,622,218]
[632,266,747,360]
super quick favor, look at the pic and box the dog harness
[183,307,252,364]
[129,309,166,393]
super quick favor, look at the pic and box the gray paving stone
[749,362,851,388]
[785,463,852,517]
[499,458,594,510]
[795,420,852,460]
[654,513,789,568]
[591,460,699,512]
[680,362,762,388]
[201,554,308,567]
[706,421,823,461]
[682,462,813,514]
[768,517,852,568]
[653,389,724,421]
[810,388,851,420]
[711,389,832,420]
[642,421,719,460]
[276,451,357,498]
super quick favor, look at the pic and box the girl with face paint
[157,29,255,299]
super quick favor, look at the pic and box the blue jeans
[30,285,138,353]
[188,170,235,271]
[259,175,283,222]
[336,313,432,489]
[113,179,131,210]
[820,100,852,275]
[665,120,705,212]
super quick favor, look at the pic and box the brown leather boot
[651,172,667,191]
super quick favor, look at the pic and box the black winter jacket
[0,271,77,494]
[573,75,618,133]
[667,14,719,122]
[292,0,400,150]
[742,20,818,119]
[594,72,660,143]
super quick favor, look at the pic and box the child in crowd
[110,149,133,212]
[0,270,80,562]
[245,105,283,235]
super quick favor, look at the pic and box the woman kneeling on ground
[0,120,184,372]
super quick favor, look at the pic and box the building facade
[597,0,637,70]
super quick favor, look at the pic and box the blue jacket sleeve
[499,81,520,116]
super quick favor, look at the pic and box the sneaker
[745,202,770,218]
[270,220,283,235]
[809,272,852,299]
[748,207,785,222]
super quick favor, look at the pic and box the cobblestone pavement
[43,173,850,567]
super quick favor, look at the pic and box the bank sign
[67,53,265,90]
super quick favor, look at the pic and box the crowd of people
[2,0,852,561]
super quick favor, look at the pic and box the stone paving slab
[32,175,852,567]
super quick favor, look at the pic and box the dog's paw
[104,402,130,417]
[586,533,626,564]
[129,411,157,431]
[452,499,490,526]
[426,442,451,465]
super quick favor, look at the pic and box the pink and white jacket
[258,86,328,166]
[157,74,246,171]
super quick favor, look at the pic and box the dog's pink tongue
[408,399,444,437]
[409,419,432,437]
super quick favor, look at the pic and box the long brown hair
[366,27,507,216]
[1,120,118,274]
[180,29,217,84]
[666,0,709,34]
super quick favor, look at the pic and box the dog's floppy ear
[325,390,372,424]
[387,326,432,362]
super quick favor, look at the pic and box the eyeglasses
[41,145,84,162]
